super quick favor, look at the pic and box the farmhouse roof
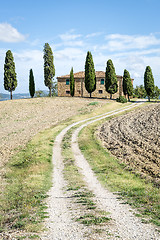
[57,71,123,79]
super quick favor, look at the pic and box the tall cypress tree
[85,51,96,98]
[123,69,133,101]
[144,66,154,102]
[70,67,75,97]
[4,50,17,100]
[105,59,118,99]
[29,69,35,98]
[43,43,55,97]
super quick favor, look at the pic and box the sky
[0,0,160,93]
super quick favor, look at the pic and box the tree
[133,85,147,98]
[123,69,133,101]
[105,59,118,99]
[43,43,55,97]
[51,81,58,96]
[70,67,75,97]
[29,69,35,98]
[85,51,96,98]
[153,86,160,100]
[4,50,17,100]
[144,66,154,102]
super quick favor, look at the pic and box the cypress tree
[43,43,55,97]
[105,59,118,99]
[144,66,154,102]
[29,69,35,98]
[123,69,133,101]
[4,50,17,100]
[85,51,96,98]
[70,67,75,97]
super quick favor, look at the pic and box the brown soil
[98,103,160,185]
[0,97,106,168]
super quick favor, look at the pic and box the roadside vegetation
[1,99,159,239]
[0,124,65,239]
[78,115,160,227]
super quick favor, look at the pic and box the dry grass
[0,96,107,167]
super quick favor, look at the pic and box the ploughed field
[98,104,160,185]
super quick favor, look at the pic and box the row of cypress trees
[3,46,156,101]
[69,51,133,100]
[70,51,156,101]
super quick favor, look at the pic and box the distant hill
[0,93,30,101]
[0,90,49,101]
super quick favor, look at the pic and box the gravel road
[42,102,159,239]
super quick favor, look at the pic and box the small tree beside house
[85,51,96,98]
[70,67,75,97]
[144,66,155,102]
[4,50,17,100]
[123,69,133,101]
[43,43,55,97]
[105,59,118,99]
[29,69,35,98]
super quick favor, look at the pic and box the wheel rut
[42,102,159,240]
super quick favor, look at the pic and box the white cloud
[59,31,81,41]
[86,32,103,38]
[1,31,160,94]
[0,23,26,42]
[104,34,160,51]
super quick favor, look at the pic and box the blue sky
[0,0,160,93]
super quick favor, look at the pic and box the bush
[116,96,127,103]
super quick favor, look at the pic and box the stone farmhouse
[57,71,133,98]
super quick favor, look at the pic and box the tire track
[42,102,151,239]
[71,104,160,239]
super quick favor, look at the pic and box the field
[98,103,160,185]
[0,98,159,239]
[0,97,106,168]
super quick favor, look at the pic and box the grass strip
[78,119,160,227]
[62,128,110,228]
[0,124,66,238]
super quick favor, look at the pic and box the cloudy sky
[0,0,160,93]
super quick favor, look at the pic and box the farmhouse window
[66,90,70,94]
[101,79,104,85]
[66,79,70,85]
[99,90,103,94]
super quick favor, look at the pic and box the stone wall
[57,76,123,99]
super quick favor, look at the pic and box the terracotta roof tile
[57,71,125,79]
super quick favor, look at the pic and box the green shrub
[88,102,99,106]
[116,96,127,103]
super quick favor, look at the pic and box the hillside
[0,97,106,168]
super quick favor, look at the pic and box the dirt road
[42,102,159,239]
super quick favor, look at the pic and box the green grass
[76,214,110,225]
[78,120,160,227]
[0,100,150,238]
[0,124,66,236]
[88,101,99,106]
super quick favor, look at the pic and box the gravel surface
[42,102,159,239]
[98,103,160,185]
[2,99,159,239]
[71,103,160,239]
[41,127,88,240]
[0,97,106,240]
